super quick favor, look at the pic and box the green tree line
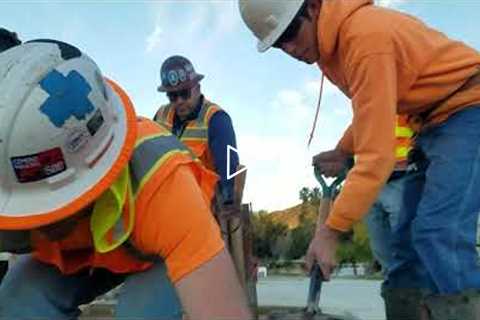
[252,187,374,272]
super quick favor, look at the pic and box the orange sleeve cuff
[325,213,353,232]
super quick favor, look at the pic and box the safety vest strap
[130,132,195,196]
[181,127,209,142]
[154,105,173,130]
[181,101,220,142]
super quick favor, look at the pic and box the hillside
[268,203,318,229]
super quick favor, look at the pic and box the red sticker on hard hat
[11,148,67,183]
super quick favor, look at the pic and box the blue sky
[2,0,479,212]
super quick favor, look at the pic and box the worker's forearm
[176,249,252,320]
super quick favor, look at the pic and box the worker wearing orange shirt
[0,40,251,320]
[240,0,480,319]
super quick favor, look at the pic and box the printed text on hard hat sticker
[10,148,67,183]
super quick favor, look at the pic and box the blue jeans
[386,105,480,295]
[0,255,182,319]
[365,173,409,275]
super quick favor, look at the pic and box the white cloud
[145,2,241,57]
[305,78,339,98]
[240,134,317,211]
[145,25,162,53]
[376,0,406,8]
[239,80,351,212]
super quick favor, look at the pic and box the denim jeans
[365,173,410,275]
[0,255,182,319]
[386,105,480,295]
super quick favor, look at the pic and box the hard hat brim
[157,74,204,92]
[252,0,305,54]
[257,40,272,53]
[0,79,137,230]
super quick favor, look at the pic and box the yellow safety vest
[395,115,414,168]
[154,99,221,171]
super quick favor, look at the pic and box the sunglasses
[167,88,192,102]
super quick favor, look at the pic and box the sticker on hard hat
[167,70,179,86]
[86,109,104,136]
[65,127,90,153]
[10,148,67,183]
[39,69,95,128]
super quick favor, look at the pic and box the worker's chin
[176,108,190,119]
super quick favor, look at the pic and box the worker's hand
[304,224,341,281]
[312,149,350,177]
[217,203,240,219]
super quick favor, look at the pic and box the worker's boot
[424,290,480,320]
[382,287,430,320]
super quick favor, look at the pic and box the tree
[336,221,373,275]
[308,187,321,206]
[286,222,315,260]
[299,187,310,204]
[251,212,289,259]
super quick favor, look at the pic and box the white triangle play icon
[227,145,247,180]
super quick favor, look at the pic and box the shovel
[304,165,350,318]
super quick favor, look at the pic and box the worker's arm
[325,52,398,232]
[132,164,251,320]
[208,111,239,204]
[337,124,354,154]
[176,248,251,319]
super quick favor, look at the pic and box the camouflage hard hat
[157,55,204,92]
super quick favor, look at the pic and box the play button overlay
[227,145,247,180]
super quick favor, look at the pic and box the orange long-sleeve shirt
[317,0,480,231]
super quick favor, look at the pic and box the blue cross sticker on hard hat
[227,145,246,180]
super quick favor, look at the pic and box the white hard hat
[0,40,137,230]
[238,0,305,52]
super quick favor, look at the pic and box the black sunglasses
[272,3,308,49]
[167,88,191,102]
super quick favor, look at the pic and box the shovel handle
[314,157,353,199]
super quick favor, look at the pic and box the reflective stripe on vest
[395,126,413,138]
[396,145,410,159]
[155,100,220,144]
[395,115,414,162]
[91,166,135,253]
[130,133,195,194]
[92,131,196,254]
[154,100,221,171]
